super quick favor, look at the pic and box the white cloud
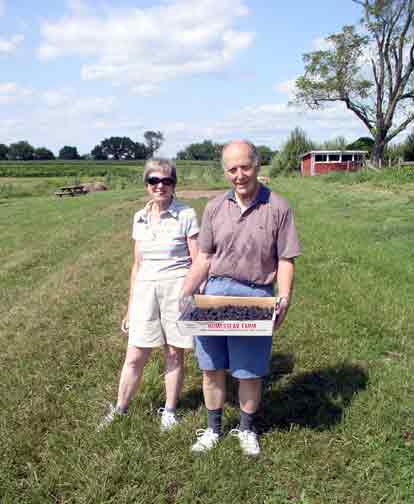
[38,89,116,120]
[0,86,119,154]
[159,100,368,156]
[0,81,32,104]
[274,79,298,100]
[38,0,253,94]
[0,34,24,54]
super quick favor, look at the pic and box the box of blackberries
[178,294,277,337]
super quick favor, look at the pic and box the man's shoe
[96,403,127,432]
[191,428,220,453]
[230,428,260,456]
[158,408,179,432]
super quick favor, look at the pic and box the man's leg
[203,369,226,410]
[239,378,262,414]
[117,345,152,411]
[203,369,226,435]
[229,336,272,455]
[239,378,262,432]
[191,369,226,452]
[192,335,228,452]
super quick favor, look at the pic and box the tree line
[177,140,275,165]
[270,127,414,177]
[0,131,164,161]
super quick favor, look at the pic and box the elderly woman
[98,158,199,431]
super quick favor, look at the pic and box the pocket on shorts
[158,277,184,322]
[129,281,160,322]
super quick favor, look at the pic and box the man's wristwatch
[276,296,289,306]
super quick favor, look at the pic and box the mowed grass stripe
[1,180,414,503]
[0,191,145,313]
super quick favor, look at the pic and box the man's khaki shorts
[128,276,193,349]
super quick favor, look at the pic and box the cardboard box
[177,294,276,337]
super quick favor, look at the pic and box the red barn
[300,150,367,176]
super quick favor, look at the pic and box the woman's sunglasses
[147,176,175,186]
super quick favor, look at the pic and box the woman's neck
[151,197,172,215]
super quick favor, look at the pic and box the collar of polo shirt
[141,198,180,220]
[226,183,270,207]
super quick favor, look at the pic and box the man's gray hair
[143,158,177,185]
[221,140,261,169]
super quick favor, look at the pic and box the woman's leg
[116,345,152,411]
[164,344,184,409]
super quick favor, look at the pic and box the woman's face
[146,170,175,204]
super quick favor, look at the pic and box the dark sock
[239,410,255,432]
[207,408,223,435]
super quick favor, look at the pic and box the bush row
[0,160,222,178]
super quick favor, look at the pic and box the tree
[295,0,414,166]
[133,142,148,160]
[100,136,137,160]
[270,127,315,176]
[319,136,348,150]
[346,136,375,154]
[8,141,35,160]
[177,140,222,161]
[0,144,8,160]
[256,145,274,165]
[404,128,414,160]
[59,145,80,160]
[144,130,164,158]
[34,147,55,160]
[91,144,108,160]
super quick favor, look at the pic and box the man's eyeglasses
[147,177,175,186]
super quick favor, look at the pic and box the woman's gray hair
[221,140,260,169]
[143,158,177,185]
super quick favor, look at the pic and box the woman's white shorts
[128,276,192,349]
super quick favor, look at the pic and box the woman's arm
[121,240,142,333]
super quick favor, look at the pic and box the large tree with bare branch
[295,0,414,165]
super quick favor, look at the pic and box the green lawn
[1,175,413,503]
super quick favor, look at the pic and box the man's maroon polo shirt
[198,184,301,285]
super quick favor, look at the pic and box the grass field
[0,160,226,199]
[1,172,414,503]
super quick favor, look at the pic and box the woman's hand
[121,314,130,334]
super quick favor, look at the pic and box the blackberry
[184,305,273,321]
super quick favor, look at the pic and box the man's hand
[179,294,195,314]
[273,296,289,332]
[121,314,129,334]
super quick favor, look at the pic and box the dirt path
[175,189,225,199]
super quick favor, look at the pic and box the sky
[0,0,371,157]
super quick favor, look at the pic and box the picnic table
[55,185,87,197]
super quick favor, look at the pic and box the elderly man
[181,140,301,456]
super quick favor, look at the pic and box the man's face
[223,143,259,199]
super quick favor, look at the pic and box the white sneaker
[191,428,220,453]
[230,428,261,456]
[96,403,127,432]
[158,408,179,432]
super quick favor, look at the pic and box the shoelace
[195,428,216,439]
[157,407,177,418]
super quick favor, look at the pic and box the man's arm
[273,258,295,331]
[181,251,212,297]
[187,234,199,263]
